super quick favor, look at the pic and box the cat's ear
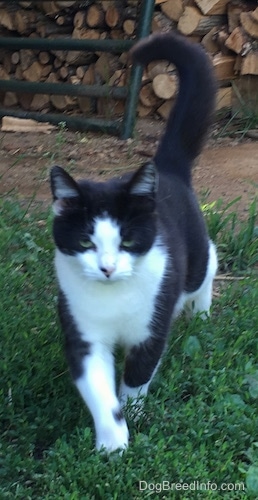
[50,165,82,215]
[128,162,158,197]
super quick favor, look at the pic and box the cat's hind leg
[75,343,129,452]
[184,241,217,319]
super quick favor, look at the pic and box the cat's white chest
[55,244,167,348]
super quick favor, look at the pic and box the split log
[101,1,112,12]
[160,0,184,22]
[41,64,52,78]
[14,9,37,35]
[213,53,236,80]
[30,93,50,111]
[22,61,45,82]
[0,8,16,31]
[105,3,137,31]
[227,2,245,34]
[11,52,20,65]
[201,27,220,54]
[19,49,36,71]
[109,69,127,87]
[152,73,178,100]
[195,0,229,15]
[152,12,176,32]
[225,26,251,55]
[1,116,55,133]
[86,4,105,29]
[105,3,122,28]
[123,19,135,36]
[73,10,86,29]
[240,11,258,39]
[38,51,52,65]
[59,64,75,80]
[215,86,232,110]
[69,75,81,85]
[139,82,162,108]
[214,27,232,54]
[147,61,172,79]
[76,65,89,80]
[252,7,258,23]
[178,6,226,36]
[241,51,258,74]
[94,52,121,83]
[66,28,99,66]
[47,72,76,111]
[56,13,74,26]
[53,57,62,69]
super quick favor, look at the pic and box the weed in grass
[0,195,258,498]
[43,121,67,165]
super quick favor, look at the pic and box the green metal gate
[0,0,155,138]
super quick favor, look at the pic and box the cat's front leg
[74,343,129,452]
[119,334,165,414]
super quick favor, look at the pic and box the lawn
[0,195,258,499]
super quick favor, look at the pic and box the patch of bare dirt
[0,118,257,216]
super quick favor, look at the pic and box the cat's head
[50,163,158,282]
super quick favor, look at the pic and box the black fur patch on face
[52,169,157,257]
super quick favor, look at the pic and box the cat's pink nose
[100,266,115,278]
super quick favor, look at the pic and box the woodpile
[0,1,138,116]
[147,0,258,119]
[0,0,257,121]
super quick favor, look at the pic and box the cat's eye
[80,240,96,250]
[121,240,134,248]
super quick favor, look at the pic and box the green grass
[0,196,258,499]
[202,197,258,273]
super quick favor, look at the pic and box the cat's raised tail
[131,32,216,183]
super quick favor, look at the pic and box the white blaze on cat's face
[78,217,135,281]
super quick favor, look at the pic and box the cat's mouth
[97,274,130,283]
[82,269,132,283]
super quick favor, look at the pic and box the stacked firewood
[0,1,139,115]
[147,0,258,119]
[0,0,257,119]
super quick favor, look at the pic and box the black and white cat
[50,32,218,452]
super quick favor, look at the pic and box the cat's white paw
[96,419,129,453]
